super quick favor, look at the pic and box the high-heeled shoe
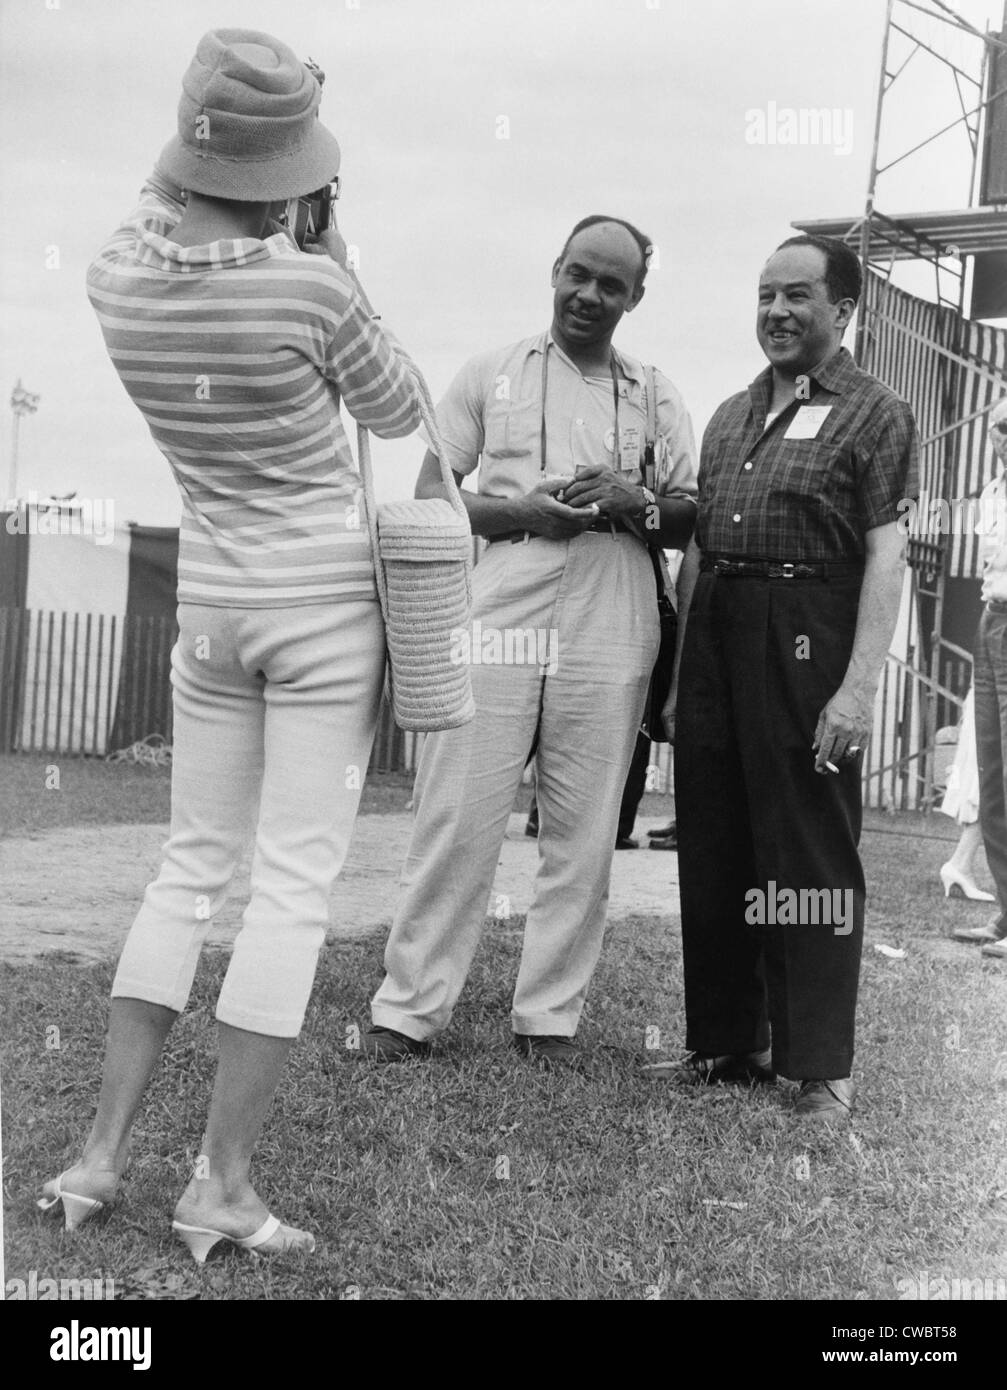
[939,862,995,902]
[172,1214,315,1264]
[37,1174,106,1231]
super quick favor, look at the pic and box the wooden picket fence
[0,607,175,756]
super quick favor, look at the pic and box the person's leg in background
[616,728,652,847]
[942,822,994,899]
[524,728,541,837]
[969,609,1007,945]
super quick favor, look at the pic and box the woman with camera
[38,28,420,1262]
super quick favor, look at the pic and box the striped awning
[791,208,1007,261]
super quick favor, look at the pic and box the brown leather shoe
[981,938,1007,958]
[795,1077,855,1118]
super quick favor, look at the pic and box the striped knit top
[87,172,421,607]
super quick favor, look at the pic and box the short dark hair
[557,214,652,292]
[775,234,862,306]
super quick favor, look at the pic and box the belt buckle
[780,562,795,579]
[713,559,731,575]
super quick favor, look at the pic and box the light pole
[8,379,40,503]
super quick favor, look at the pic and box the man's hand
[515,477,599,540]
[561,464,644,521]
[813,683,873,774]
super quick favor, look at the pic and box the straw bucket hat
[157,28,341,201]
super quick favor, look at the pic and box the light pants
[112,600,385,1038]
[371,530,659,1041]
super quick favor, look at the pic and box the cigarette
[826,760,839,773]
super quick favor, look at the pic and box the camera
[285,56,340,250]
[287,177,341,249]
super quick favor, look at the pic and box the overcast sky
[0,0,1002,525]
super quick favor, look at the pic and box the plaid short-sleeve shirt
[697,348,919,562]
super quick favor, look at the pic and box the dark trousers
[973,607,1007,932]
[617,731,652,841]
[674,570,865,1080]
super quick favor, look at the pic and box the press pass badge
[620,424,641,473]
[784,404,833,440]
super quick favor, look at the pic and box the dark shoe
[615,836,639,850]
[360,1026,430,1061]
[524,816,539,838]
[649,836,678,851]
[951,918,1005,944]
[647,821,677,842]
[512,1033,581,1066]
[981,938,1007,958]
[795,1077,855,1118]
[641,1048,774,1084]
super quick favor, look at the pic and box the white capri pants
[111,600,385,1038]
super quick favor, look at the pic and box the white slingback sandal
[37,1174,106,1231]
[171,1214,315,1264]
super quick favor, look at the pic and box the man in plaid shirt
[653,235,919,1118]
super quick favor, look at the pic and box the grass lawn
[2,757,1006,1301]
[0,753,415,836]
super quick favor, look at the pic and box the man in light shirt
[363,215,698,1065]
[954,397,1007,956]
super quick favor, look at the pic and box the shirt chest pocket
[766,440,841,506]
[482,399,541,462]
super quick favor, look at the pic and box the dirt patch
[0,814,681,965]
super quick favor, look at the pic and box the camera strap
[538,335,622,474]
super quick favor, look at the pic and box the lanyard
[539,337,622,474]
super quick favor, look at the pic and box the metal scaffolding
[793,0,1007,808]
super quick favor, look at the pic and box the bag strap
[643,364,657,491]
[641,363,675,602]
[356,346,471,625]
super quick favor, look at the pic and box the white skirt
[940,687,979,825]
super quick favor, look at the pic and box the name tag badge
[619,424,641,473]
[784,405,833,440]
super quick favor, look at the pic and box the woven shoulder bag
[356,367,476,732]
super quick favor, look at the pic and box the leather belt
[488,519,632,544]
[700,556,863,580]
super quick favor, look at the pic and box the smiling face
[756,244,854,381]
[550,222,645,360]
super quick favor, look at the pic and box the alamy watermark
[49,1319,150,1371]
[450,621,559,674]
[896,1270,1007,1301]
[745,882,854,935]
[5,1269,115,1300]
[4,491,115,546]
[896,493,1007,537]
[745,102,854,157]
